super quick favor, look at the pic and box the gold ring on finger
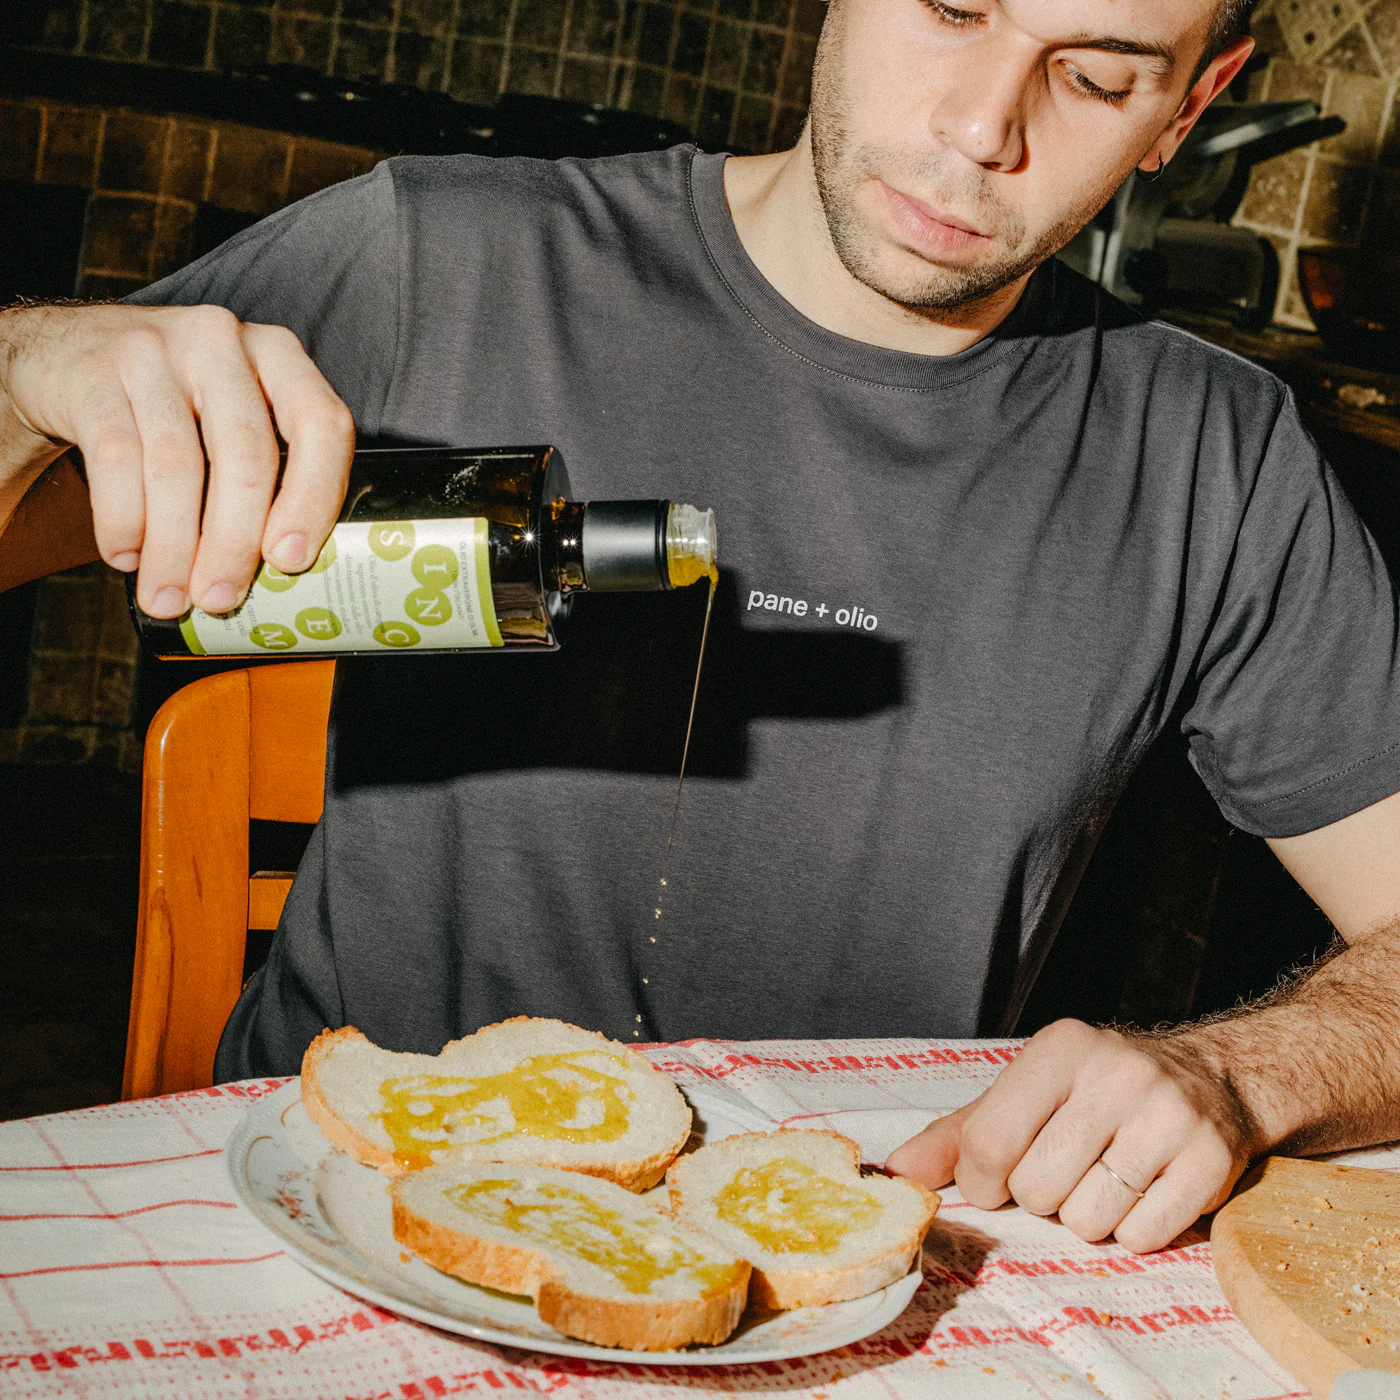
[1095,1155,1148,1199]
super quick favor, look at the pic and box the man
[2,0,1399,1258]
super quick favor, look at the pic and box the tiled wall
[1234,0,1400,327]
[0,564,144,767]
[0,94,380,766]
[13,0,823,154]
[0,97,379,301]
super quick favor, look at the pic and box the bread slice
[667,1130,938,1310]
[392,1162,751,1350]
[302,1018,691,1189]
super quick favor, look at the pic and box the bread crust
[300,1020,691,1189]
[667,1130,940,1310]
[391,1192,750,1351]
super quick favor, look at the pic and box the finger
[1056,1095,1201,1244]
[69,380,147,577]
[1112,1132,1244,1255]
[952,1024,1091,1208]
[120,333,206,617]
[182,309,280,613]
[1005,1044,1164,1217]
[242,323,354,573]
[1004,1100,1117,1218]
[885,1100,977,1189]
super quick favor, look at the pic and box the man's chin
[843,242,1030,316]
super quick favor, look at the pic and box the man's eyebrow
[1061,32,1177,78]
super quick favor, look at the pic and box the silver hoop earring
[1136,157,1166,184]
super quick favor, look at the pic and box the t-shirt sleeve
[124,161,400,437]
[1182,392,1400,837]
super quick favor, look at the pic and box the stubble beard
[807,24,1121,315]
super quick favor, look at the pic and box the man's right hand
[0,303,355,615]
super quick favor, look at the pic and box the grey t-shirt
[131,147,1400,1077]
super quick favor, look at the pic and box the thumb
[884,1100,978,1189]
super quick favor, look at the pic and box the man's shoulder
[384,144,700,229]
[1049,263,1289,416]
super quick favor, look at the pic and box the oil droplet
[654,908,662,918]
[635,1015,643,1022]
[659,878,667,887]
[642,978,649,984]
[649,936,657,943]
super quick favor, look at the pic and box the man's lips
[875,180,992,255]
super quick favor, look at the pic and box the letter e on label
[793,599,808,616]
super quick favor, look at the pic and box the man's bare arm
[1204,788,1400,1156]
[1151,915,1400,1162]
[887,790,1400,1252]
[0,302,354,610]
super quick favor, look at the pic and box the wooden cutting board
[1212,1157,1400,1398]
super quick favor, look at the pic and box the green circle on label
[295,606,343,640]
[412,544,459,590]
[373,620,421,648]
[249,622,298,650]
[405,588,452,626]
[257,562,298,593]
[370,523,415,562]
[308,534,338,573]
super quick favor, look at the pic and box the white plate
[224,1078,923,1365]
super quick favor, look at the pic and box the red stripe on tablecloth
[7,1309,400,1374]
[0,1252,282,1280]
[0,1199,238,1221]
[651,1043,1021,1076]
[0,1148,222,1172]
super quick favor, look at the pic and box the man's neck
[722,137,1029,357]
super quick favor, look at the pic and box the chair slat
[123,670,252,1100]
[123,661,335,1100]
[248,872,295,930]
[248,660,333,823]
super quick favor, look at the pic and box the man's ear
[1139,34,1256,174]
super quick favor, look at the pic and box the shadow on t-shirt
[331,570,905,786]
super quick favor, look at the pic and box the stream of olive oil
[637,567,718,1036]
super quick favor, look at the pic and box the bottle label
[179,518,504,655]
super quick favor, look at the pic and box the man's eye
[922,0,985,25]
[1064,65,1133,107]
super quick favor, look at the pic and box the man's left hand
[884,1019,1258,1253]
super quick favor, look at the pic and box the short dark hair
[1200,0,1259,72]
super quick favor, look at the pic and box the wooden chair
[122,660,335,1100]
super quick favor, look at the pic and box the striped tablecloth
[4,1036,1395,1399]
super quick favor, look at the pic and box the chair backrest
[122,660,335,1100]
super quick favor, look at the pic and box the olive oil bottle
[131,445,718,658]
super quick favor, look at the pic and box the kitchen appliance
[1059,98,1337,326]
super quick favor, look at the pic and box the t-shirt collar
[687,148,1057,392]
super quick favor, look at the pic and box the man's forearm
[1152,919,1400,1158]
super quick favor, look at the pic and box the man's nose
[927,48,1029,172]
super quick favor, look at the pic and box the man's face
[808,0,1221,312]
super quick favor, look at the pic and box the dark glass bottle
[131,445,717,659]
